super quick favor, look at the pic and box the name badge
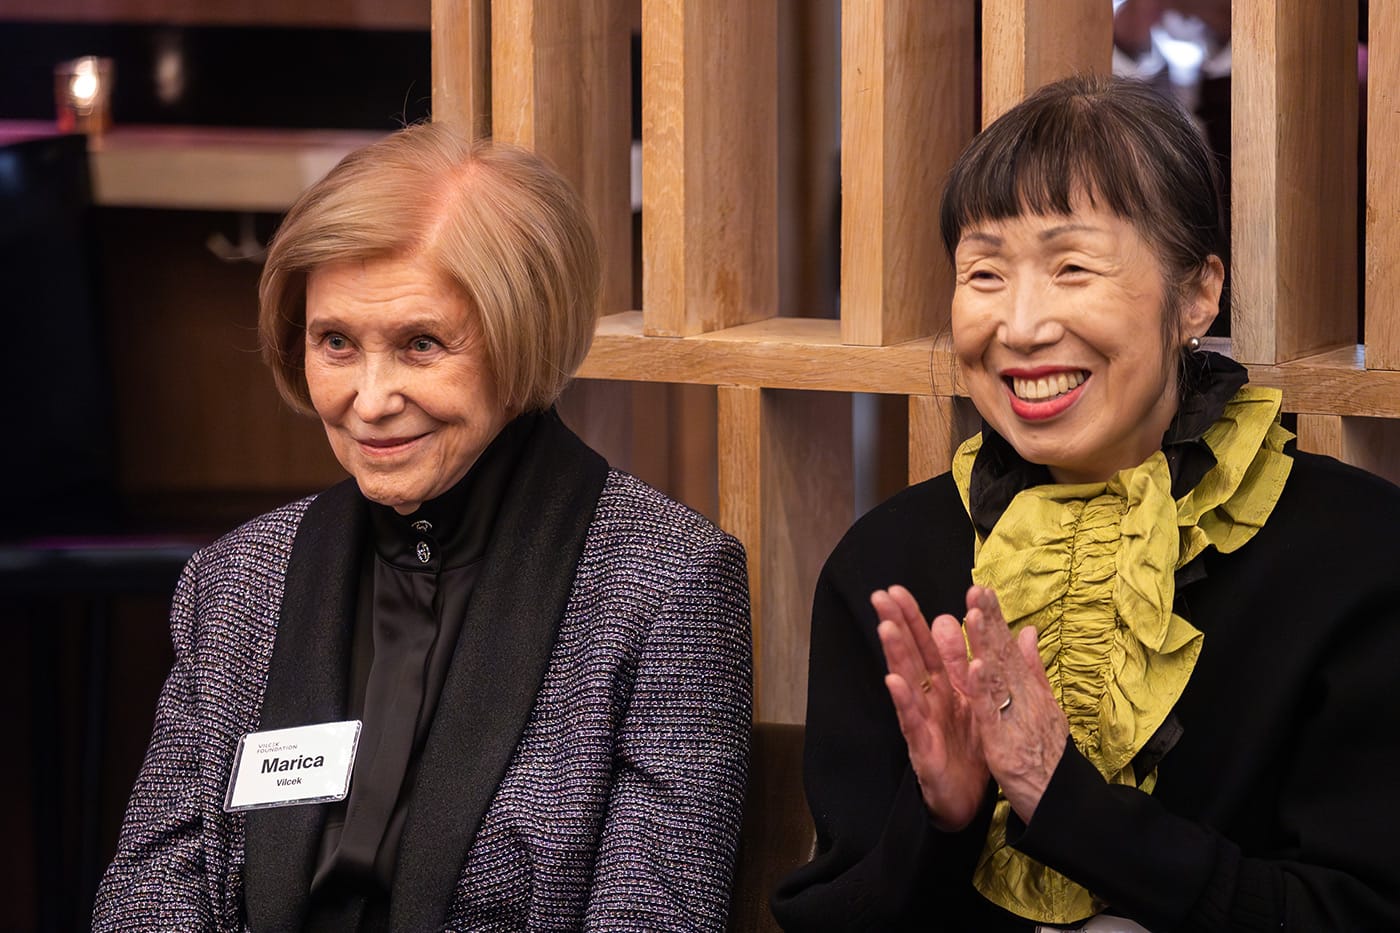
[223,720,361,812]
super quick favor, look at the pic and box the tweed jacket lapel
[389,410,608,932]
[244,478,363,933]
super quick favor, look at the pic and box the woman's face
[952,201,1196,484]
[304,254,512,514]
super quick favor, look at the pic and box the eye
[409,336,440,354]
[324,333,349,351]
[960,267,1002,288]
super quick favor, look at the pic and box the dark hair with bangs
[939,73,1224,346]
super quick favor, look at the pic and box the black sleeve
[1008,580,1400,932]
[1003,456,1400,932]
[772,481,1008,932]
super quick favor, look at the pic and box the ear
[1178,255,1224,343]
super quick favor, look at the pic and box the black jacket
[774,450,1400,932]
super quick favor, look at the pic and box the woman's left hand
[962,585,1069,823]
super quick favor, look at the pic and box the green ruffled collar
[949,357,1292,925]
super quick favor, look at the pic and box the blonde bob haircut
[259,122,601,415]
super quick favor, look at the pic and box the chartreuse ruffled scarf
[949,364,1293,925]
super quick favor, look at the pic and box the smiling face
[952,200,1220,484]
[304,254,512,514]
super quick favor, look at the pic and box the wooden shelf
[580,313,942,394]
[580,314,1400,417]
[0,121,381,211]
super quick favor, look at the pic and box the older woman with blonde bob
[775,75,1400,931]
[94,124,751,932]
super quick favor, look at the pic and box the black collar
[366,411,539,572]
[244,408,609,933]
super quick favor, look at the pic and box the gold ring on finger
[919,675,933,693]
[997,693,1013,714]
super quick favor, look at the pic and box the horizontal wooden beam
[578,315,1400,418]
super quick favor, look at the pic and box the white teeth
[1011,370,1086,401]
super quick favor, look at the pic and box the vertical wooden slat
[669,383,720,520]
[1298,413,1400,486]
[908,393,979,485]
[1233,0,1358,365]
[840,0,975,346]
[980,0,1111,125]
[720,387,853,723]
[642,0,779,336]
[1367,2,1400,370]
[490,0,633,312]
[1297,413,1345,460]
[759,390,852,723]
[431,0,491,134]
[719,385,764,711]
[489,1,687,510]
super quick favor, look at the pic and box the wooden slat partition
[980,0,1112,124]
[642,0,779,336]
[839,0,975,346]
[431,0,491,134]
[1232,0,1359,365]
[720,387,853,724]
[426,0,1400,722]
[1368,1,1400,371]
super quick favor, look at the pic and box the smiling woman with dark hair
[93,123,751,933]
[773,74,1400,932]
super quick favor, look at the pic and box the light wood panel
[908,394,979,485]
[720,386,853,723]
[642,0,779,336]
[1367,2,1400,371]
[490,0,632,311]
[718,386,765,705]
[840,0,975,346]
[1232,0,1359,365]
[1298,414,1400,487]
[431,0,491,135]
[980,0,1111,125]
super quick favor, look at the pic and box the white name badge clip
[223,720,361,813]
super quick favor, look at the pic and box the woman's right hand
[873,585,989,831]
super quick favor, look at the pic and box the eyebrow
[304,314,461,340]
[958,231,1003,248]
[1039,223,1107,241]
[960,221,1109,247]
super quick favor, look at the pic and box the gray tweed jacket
[92,413,752,932]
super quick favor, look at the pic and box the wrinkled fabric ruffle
[949,386,1293,925]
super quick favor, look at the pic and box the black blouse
[305,412,539,931]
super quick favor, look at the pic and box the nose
[351,353,407,422]
[997,281,1064,353]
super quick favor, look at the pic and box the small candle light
[54,56,114,138]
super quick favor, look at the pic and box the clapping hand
[875,584,1069,828]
